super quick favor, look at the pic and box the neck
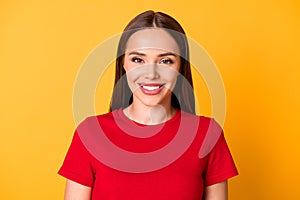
[123,102,176,125]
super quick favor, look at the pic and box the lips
[138,83,165,95]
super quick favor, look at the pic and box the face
[123,28,181,108]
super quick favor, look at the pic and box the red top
[58,109,238,199]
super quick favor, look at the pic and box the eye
[131,57,144,63]
[160,58,174,64]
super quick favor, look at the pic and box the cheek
[158,66,179,80]
[123,59,131,72]
[123,59,143,74]
[123,55,135,72]
[125,73,138,93]
[125,65,145,81]
[125,67,147,94]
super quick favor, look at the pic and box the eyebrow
[128,51,146,56]
[128,51,177,57]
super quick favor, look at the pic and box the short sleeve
[203,130,238,186]
[58,130,95,187]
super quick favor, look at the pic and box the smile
[138,83,165,95]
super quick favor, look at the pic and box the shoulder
[179,111,224,155]
[180,110,222,130]
[73,111,119,137]
[78,110,117,126]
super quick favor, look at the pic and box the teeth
[142,85,160,91]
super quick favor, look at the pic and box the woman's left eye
[160,59,174,64]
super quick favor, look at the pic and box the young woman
[58,10,238,200]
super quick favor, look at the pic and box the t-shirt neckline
[117,108,180,126]
[111,108,181,139]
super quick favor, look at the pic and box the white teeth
[142,85,160,91]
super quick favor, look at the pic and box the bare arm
[64,179,92,200]
[203,180,228,200]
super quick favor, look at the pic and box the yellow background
[1,0,299,199]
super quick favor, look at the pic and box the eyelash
[131,57,144,63]
[160,58,174,64]
[130,57,174,64]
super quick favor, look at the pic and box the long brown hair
[110,10,195,114]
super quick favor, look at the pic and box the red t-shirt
[58,109,238,199]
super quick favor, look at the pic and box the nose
[144,63,159,80]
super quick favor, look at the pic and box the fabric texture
[58,109,238,199]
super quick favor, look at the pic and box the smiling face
[123,28,181,108]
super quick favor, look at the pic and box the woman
[58,10,238,199]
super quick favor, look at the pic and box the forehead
[125,28,180,55]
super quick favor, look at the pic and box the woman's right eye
[131,57,144,63]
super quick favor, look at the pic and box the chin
[141,100,164,107]
[133,90,172,108]
[138,96,171,108]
